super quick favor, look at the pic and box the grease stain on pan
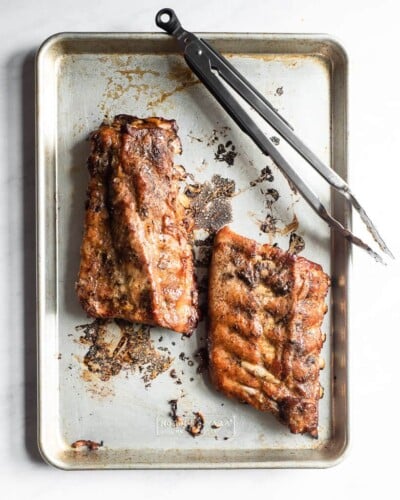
[80,369,116,400]
[103,77,151,101]
[97,58,202,114]
[147,80,199,109]
[116,68,161,78]
[100,68,162,104]
[166,61,197,83]
[225,52,328,67]
[96,58,164,114]
[147,61,201,109]
[99,77,154,114]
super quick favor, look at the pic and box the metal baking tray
[36,32,349,469]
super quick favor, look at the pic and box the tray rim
[36,31,350,470]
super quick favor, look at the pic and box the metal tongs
[155,8,393,264]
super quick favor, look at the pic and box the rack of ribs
[76,115,198,335]
[208,226,329,437]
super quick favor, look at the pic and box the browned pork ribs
[76,115,198,335]
[208,226,330,437]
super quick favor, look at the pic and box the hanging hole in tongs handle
[155,8,182,35]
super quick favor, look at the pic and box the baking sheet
[36,33,349,468]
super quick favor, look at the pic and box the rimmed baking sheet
[36,32,349,469]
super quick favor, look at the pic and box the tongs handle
[155,8,182,35]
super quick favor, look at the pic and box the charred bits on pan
[249,165,274,187]
[77,319,173,385]
[185,412,205,437]
[288,232,306,255]
[168,399,183,426]
[185,174,236,236]
[207,126,238,166]
[214,141,237,166]
[71,439,103,451]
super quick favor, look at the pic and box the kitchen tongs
[155,8,392,264]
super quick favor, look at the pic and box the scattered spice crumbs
[76,319,172,384]
[185,174,235,235]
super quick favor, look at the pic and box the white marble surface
[1,0,400,497]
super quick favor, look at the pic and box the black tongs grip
[156,8,392,264]
[155,8,182,35]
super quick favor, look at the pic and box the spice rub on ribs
[76,115,198,335]
[208,226,329,437]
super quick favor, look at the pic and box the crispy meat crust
[208,226,330,437]
[76,115,198,334]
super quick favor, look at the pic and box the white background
[1,0,400,498]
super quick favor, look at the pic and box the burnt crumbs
[260,213,278,234]
[249,165,274,187]
[214,142,237,166]
[270,136,280,145]
[168,399,183,426]
[185,412,205,437]
[185,174,236,235]
[71,439,103,451]
[288,232,306,255]
[76,319,173,384]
